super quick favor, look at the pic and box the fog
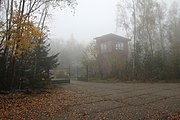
[0,0,180,118]
[48,0,179,44]
[47,0,180,81]
[48,0,118,44]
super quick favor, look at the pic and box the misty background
[48,0,180,78]
[48,0,179,44]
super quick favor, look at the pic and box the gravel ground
[45,80,180,120]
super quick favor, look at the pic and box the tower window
[116,42,124,50]
[101,42,107,52]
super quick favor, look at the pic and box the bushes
[118,47,180,82]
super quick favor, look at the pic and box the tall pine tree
[31,37,59,85]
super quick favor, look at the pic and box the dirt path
[46,80,180,120]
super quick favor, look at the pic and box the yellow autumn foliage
[3,11,42,57]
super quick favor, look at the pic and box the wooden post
[86,65,89,81]
[76,66,78,80]
[69,65,71,78]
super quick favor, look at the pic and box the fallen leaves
[1,86,179,120]
[141,111,180,120]
[167,113,180,120]
[0,88,75,120]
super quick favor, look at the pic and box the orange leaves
[5,40,14,46]
[2,11,43,57]
[0,87,84,120]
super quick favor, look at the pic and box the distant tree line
[51,35,84,78]
[116,0,180,81]
[0,0,76,90]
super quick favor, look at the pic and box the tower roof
[95,33,130,42]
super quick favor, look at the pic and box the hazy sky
[48,0,179,44]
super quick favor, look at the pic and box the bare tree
[116,0,137,79]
